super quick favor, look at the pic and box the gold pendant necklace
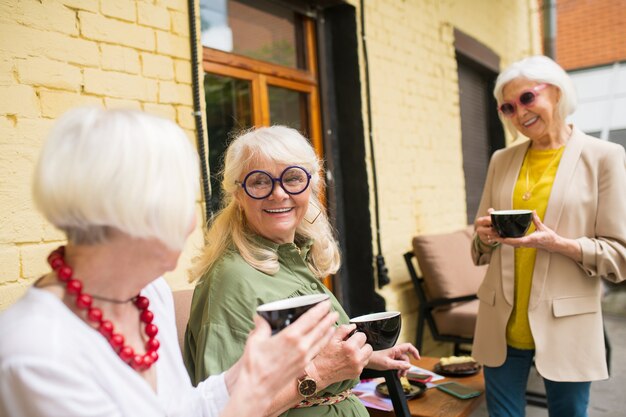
[522,147,563,201]
[522,163,534,201]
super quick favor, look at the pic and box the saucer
[375,380,426,400]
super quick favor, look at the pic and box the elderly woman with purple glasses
[472,55,626,416]
[183,126,419,417]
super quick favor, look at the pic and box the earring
[237,205,244,223]
[304,201,322,224]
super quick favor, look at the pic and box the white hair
[33,107,199,250]
[494,55,577,132]
[192,125,340,280]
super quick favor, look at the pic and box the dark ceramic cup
[257,294,330,334]
[349,311,401,351]
[491,209,533,238]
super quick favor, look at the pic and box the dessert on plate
[437,355,480,373]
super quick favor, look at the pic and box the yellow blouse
[507,146,565,349]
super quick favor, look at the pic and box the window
[455,29,504,224]
[587,129,626,149]
[200,0,328,288]
[201,0,322,211]
[201,0,306,69]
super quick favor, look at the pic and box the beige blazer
[471,126,626,382]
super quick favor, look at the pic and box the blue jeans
[484,346,591,417]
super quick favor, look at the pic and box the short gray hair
[494,55,577,125]
[33,107,199,250]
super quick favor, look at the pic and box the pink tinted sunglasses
[498,83,548,117]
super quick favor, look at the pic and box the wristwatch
[297,374,317,398]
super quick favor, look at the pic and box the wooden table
[366,356,485,417]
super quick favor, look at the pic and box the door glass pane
[200,0,305,69]
[204,73,252,213]
[268,85,309,136]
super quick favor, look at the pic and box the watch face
[299,378,317,396]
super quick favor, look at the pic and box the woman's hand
[223,301,338,414]
[365,343,420,377]
[305,324,373,390]
[499,211,582,261]
[475,208,498,246]
[499,211,556,249]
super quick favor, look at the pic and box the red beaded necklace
[47,246,160,372]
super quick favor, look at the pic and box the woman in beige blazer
[472,56,626,417]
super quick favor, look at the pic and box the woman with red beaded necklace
[0,107,338,417]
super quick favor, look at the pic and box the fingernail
[343,328,357,341]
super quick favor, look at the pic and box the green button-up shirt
[183,236,367,417]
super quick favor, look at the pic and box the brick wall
[0,0,202,309]
[0,0,540,356]
[556,0,626,70]
[357,0,540,351]
[537,0,626,69]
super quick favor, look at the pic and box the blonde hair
[33,107,199,250]
[191,126,340,280]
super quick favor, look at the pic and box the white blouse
[0,278,229,417]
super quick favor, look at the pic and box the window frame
[201,19,323,158]
[202,16,331,289]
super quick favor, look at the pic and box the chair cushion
[172,289,194,349]
[412,226,486,300]
[432,300,479,338]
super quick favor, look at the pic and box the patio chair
[172,288,194,349]
[405,226,483,355]
[405,227,613,408]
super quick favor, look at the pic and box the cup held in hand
[491,209,533,238]
[349,311,401,350]
[257,294,330,334]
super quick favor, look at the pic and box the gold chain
[522,147,563,201]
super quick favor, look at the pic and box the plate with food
[375,377,426,400]
[434,356,481,376]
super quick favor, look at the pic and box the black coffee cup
[491,209,533,238]
[349,311,401,350]
[257,294,330,334]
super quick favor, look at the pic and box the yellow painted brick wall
[353,0,542,354]
[0,0,202,310]
[0,0,542,359]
